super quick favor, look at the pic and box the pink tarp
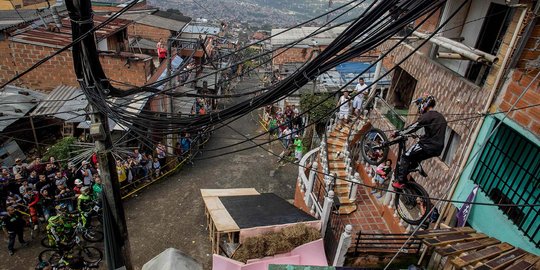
[212,239,328,270]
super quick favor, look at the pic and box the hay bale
[232,224,321,263]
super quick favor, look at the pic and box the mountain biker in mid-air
[391,94,447,189]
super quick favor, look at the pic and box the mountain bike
[41,214,103,248]
[38,235,102,268]
[360,128,432,225]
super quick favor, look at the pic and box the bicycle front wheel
[38,249,62,264]
[82,229,104,242]
[360,128,389,165]
[80,246,103,264]
[394,182,432,225]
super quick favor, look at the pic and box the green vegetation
[43,137,80,161]
[300,93,337,126]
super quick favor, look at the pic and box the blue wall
[453,115,540,255]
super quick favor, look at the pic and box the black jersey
[403,110,447,154]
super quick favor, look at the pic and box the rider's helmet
[413,94,436,114]
[80,186,90,195]
[54,204,67,214]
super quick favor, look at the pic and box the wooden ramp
[418,227,539,270]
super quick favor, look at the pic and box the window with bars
[471,120,540,248]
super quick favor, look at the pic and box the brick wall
[493,12,540,136]
[127,23,172,43]
[374,41,485,201]
[496,70,540,135]
[272,47,326,66]
[369,7,529,202]
[0,41,152,92]
[272,46,378,67]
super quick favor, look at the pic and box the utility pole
[65,0,133,269]
[166,38,175,161]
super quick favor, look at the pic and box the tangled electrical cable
[86,0,448,136]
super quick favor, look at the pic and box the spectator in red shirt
[157,44,167,64]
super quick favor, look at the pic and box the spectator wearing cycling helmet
[392,94,447,189]
[77,186,93,227]
[46,204,73,247]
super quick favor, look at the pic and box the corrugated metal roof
[0,7,68,31]
[152,10,191,23]
[10,15,129,48]
[31,85,88,123]
[129,37,157,50]
[77,92,151,131]
[183,24,220,35]
[0,85,46,132]
[119,12,188,31]
[271,26,348,47]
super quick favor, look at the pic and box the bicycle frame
[373,136,408,181]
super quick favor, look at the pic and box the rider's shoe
[418,165,428,177]
[392,181,405,189]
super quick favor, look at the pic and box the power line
[383,41,540,270]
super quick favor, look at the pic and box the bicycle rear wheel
[360,128,389,165]
[38,249,62,264]
[41,236,56,248]
[394,182,432,225]
[79,246,103,264]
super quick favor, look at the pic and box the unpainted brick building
[368,0,540,254]
[0,15,153,92]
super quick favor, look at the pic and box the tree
[300,93,337,149]
[300,93,337,131]
[43,137,80,161]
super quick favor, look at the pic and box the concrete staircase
[326,122,358,215]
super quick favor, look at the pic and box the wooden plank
[210,209,240,232]
[200,188,259,198]
[452,243,514,268]
[437,238,501,256]
[474,249,527,270]
[415,227,476,238]
[424,233,488,247]
[504,254,540,270]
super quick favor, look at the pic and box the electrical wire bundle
[79,0,448,137]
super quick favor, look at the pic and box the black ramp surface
[219,193,317,229]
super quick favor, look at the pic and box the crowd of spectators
[264,104,305,165]
[0,156,103,255]
[0,132,202,256]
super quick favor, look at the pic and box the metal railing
[374,97,407,130]
[351,231,423,256]
[324,202,346,264]
[119,126,212,199]
[471,121,540,248]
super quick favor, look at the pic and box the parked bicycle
[38,235,102,268]
[41,213,103,248]
[360,128,432,225]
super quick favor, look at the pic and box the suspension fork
[392,140,406,181]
